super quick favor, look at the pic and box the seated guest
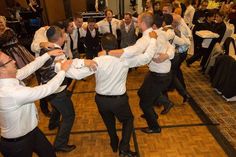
[97,9,121,38]
[28,0,40,13]
[0,49,71,157]
[0,16,34,69]
[83,17,101,59]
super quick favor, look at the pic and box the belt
[1,127,37,142]
[96,93,126,98]
[150,71,170,77]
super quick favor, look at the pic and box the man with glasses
[0,49,72,157]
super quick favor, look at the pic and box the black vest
[120,22,137,48]
[38,47,68,86]
[84,28,101,50]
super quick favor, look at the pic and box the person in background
[0,16,34,70]
[72,12,87,58]
[184,0,195,28]
[120,12,137,49]
[83,17,101,59]
[0,48,71,157]
[153,1,163,16]
[95,0,108,12]
[145,0,154,13]
[97,9,121,38]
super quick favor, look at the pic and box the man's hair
[101,33,118,52]
[105,9,113,16]
[162,3,173,13]
[63,18,74,30]
[87,17,96,23]
[46,26,63,42]
[205,10,214,18]
[201,0,208,4]
[73,12,83,19]
[53,20,65,30]
[215,11,225,18]
[124,12,132,18]
[163,14,173,25]
[140,12,154,27]
[153,14,163,28]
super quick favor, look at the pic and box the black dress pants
[48,90,75,148]
[138,72,171,129]
[0,127,56,157]
[95,94,134,152]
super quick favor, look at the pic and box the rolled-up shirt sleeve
[121,36,149,58]
[166,42,175,60]
[124,38,157,68]
[15,71,66,105]
[16,53,50,80]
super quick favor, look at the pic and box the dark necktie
[109,22,112,34]
[69,34,73,51]
[77,28,80,49]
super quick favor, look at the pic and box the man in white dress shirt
[184,0,195,28]
[0,49,71,157]
[103,12,175,133]
[72,13,87,58]
[57,31,158,157]
[96,9,121,38]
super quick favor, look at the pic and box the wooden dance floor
[0,66,231,157]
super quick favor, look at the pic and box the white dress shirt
[122,28,175,73]
[31,26,48,57]
[64,38,157,95]
[97,18,121,38]
[72,22,87,50]
[178,18,192,39]
[184,5,195,28]
[0,53,66,138]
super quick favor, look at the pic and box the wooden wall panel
[71,0,86,14]
[43,0,65,24]
[0,0,8,16]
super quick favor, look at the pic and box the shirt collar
[143,28,153,36]
[53,43,62,49]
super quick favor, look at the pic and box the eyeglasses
[0,59,13,67]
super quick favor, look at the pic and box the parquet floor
[0,65,233,157]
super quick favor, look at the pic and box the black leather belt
[150,71,170,77]
[96,93,126,98]
[1,127,36,142]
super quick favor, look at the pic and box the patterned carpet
[182,58,236,152]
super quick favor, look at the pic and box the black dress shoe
[141,127,161,134]
[183,94,190,103]
[161,103,174,114]
[54,144,76,152]
[119,150,137,157]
